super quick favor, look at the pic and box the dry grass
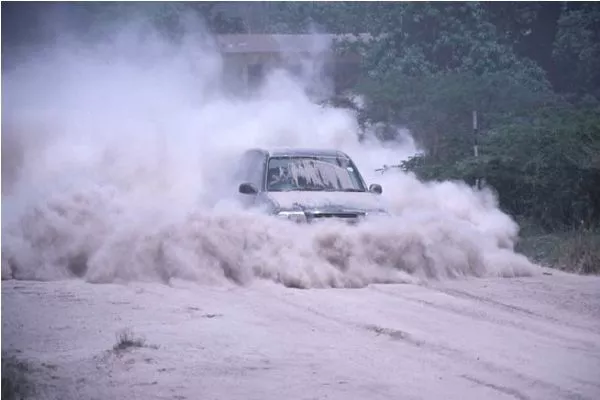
[113,328,158,352]
[1,353,31,400]
[517,229,600,274]
[113,329,147,352]
[556,230,600,274]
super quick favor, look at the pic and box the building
[215,33,368,99]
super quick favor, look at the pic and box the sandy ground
[2,269,600,400]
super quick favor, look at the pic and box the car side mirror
[239,182,258,195]
[369,183,382,194]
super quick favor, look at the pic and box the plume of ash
[1,15,539,288]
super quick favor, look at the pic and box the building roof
[216,33,371,54]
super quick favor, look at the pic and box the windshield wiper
[296,187,327,191]
[341,188,365,192]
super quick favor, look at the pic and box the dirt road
[2,269,600,400]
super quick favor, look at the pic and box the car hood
[266,191,386,213]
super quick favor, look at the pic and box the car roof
[249,147,351,158]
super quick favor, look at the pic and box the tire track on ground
[370,286,600,355]
[259,287,594,400]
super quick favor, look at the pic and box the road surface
[2,269,600,400]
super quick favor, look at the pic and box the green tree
[349,2,600,230]
[356,3,553,154]
[553,2,600,99]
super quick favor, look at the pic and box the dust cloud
[1,14,539,288]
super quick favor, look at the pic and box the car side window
[247,151,267,190]
[233,152,254,184]
[235,150,266,191]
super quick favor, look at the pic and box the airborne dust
[1,15,539,288]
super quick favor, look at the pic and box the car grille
[311,213,358,219]
[308,212,364,224]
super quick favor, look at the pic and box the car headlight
[364,210,391,218]
[276,210,308,223]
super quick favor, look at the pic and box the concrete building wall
[216,34,364,99]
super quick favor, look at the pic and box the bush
[556,230,600,274]
[516,229,600,274]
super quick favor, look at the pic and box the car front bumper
[275,210,389,224]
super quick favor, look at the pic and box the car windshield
[266,156,367,192]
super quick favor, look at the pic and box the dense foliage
[259,1,600,232]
